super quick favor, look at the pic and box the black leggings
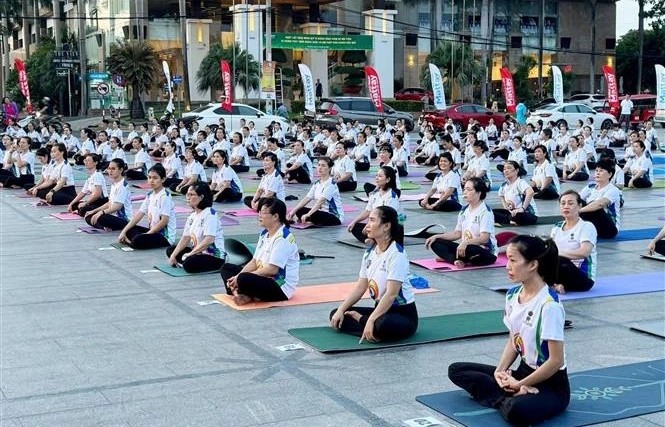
[430,239,497,266]
[558,170,589,181]
[294,207,341,226]
[85,213,128,231]
[624,172,652,188]
[285,165,311,184]
[328,302,418,341]
[448,361,570,427]
[220,263,288,301]
[165,245,225,273]
[124,225,171,249]
[0,173,34,188]
[655,240,665,256]
[533,184,559,200]
[36,185,77,205]
[243,196,274,210]
[336,180,357,192]
[396,165,408,177]
[580,209,618,239]
[74,197,109,217]
[493,208,538,226]
[415,156,436,166]
[125,169,147,180]
[355,161,370,172]
[557,257,594,292]
[425,171,438,181]
[164,177,182,189]
[230,164,250,173]
[215,188,243,203]
[490,148,509,160]
[425,197,462,212]
[351,222,368,243]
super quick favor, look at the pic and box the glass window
[577,105,593,113]
[352,100,373,112]
[458,105,474,113]
[237,106,257,115]
[213,107,230,115]
[561,105,577,113]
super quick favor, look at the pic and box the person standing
[315,78,323,100]
[515,102,528,129]
[619,94,633,132]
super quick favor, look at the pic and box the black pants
[490,148,509,160]
[337,180,357,192]
[285,166,311,184]
[166,245,225,273]
[0,173,34,188]
[73,153,86,165]
[125,225,171,249]
[351,222,368,243]
[580,209,618,239]
[415,156,436,166]
[230,164,250,173]
[85,213,128,231]
[655,240,665,256]
[220,263,288,301]
[557,257,594,292]
[328,302,418,341]
[396,165,408,177]
[425,171,438,181]
[448,361,570,427]
[586,160,596,170]
[533,184,559,200]
[430,239,497,266]
[74,197,108,217]
[624,172,652,188]
[243,196,273,210]
[355,161,370,172]
[215,188,242,203]
[557,169,589,181]
[426,198,461,212]
[125,169,147,180]
[36,185,77,205]
[294,207,341,226]
[493,208,538,226]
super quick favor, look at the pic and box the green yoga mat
[226,233,259,244]
[154,263,218,277]
[536,215,563,224]
[288,310,505,353]
[401,181,421,191]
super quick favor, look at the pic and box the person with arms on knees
[284,140,313,184]
[243,152,285,211]
[330,206,418,342]
[425,177,498,267]
[125,137,152,180]
[220,198,299,305]
[85,159,134,231]
[559,136,589,181]
[647,225,665,257]
[550,190,597,293]
[419,152,462,212]
[448,235,569,427]
[0,137,35,189]
[462,141,492,190]
[162,141,183,189]
[348,166,405,243]
[493,161,538,226]
[35,143,77,205]
[286,157,344,226]
[623,139,652,188]
[67,153,108,217]
[117,164,176,249]
[171,146,206,195]
[331,142,357,192]
[26,147,53,193]
[166,183,227,273]
[209,149,243,203]
[350,131,371,172]
[579,157,621,239]
[229,131,250,173]
[530,144,560,200]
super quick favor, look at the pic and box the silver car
[306,97,414,131]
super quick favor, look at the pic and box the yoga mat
[130,194,146,202]
[132,182,151,189]
[110,242,134,251]
[599,227,661,242]
[174,206,192,214]
[226,233,259,244]
[404,224,446,238]
[490,272,664,301]
[416,359,665,427]
[78,226,110,234]
[14,193,34,198]
[640,253,665,262]
[401,181,421,190]
[411,254,508,272]
[220,215,240,226]
[290,218,351,229]
[211,282,439,311]
[630,320,665,338]
[225,208,258,217]
[400,193,428,202]
[536,215,564,225]
[336,236,423,248]
[288,310,505,353]
[154,263,217,277]
[50,212,82,221]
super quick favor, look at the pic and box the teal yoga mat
[154,263,218,277]
[288,310,505,353]
[416,359,665,427]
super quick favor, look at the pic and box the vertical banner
[428,63,446,110]
[499,67,516,114]
[261,61,276,100]
[297,63,315,113]
[655,64,665,111]
[162,60,174,113]
[364,66,383,114]
[220,60,233,112]
[14,59,32,113]
[601,65,620,115]
[552,65,564,105]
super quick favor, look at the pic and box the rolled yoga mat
[416,358,665,427]
[288,309,506,353]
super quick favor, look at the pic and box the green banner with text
[269,33,373,50]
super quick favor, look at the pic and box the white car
[568,93,606,109]
[527,102,617,130]
[182,103,289,131]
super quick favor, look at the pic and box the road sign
[97,83,110,96]
[112,74,126,87]
[172,75,183,85]
[56,68,69,77]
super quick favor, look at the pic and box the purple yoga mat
[400,193,428,202]
[220,215,240,226]
[225,208,258,217]
[50,212,82,221]
[411,254,508,272]
[174,206,192,214]
[130,194,146,202]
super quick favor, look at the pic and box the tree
[635,0,665,92]
[107,40,159,119]
[512,56,537,104]
[544,67,575,98]
[616,24,665,94]
[419,41,485,102]
[195,43,260,100]
[0,0,21,94]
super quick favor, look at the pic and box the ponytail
[508,235,559,285]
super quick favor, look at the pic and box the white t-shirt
[12,151,36,176]
[579,183,622,229]
[183,161,207,182]
[305,178,343,221]
[612,165,625,188]
[455,203,498,255]
[211,165,243,193]
[394,146,410,173]
[135,149,153,174]
[626,154,653,182]
[81,170,109,198]
[96,142,112,160]
[422,140,440,158]
[445,147,463,166]
[498,178,538,216]
[231,144,250,166]
[253,225,299,298]
[550,219,597,281]
[507,148,527,167]
[360,241,413,306]
[182,207,225,258]
[467,155,492,186]
[350,143,370,163]
[431,170,462,203]
[504,285,566,369]
[563,148,588,174]
[332,156,357,182]
[164,154,183,179]
[81,139,95,154]
[287,152,312,178]
[138,188,177,244]
[620,98,633,115]
[258,170,285,201]
[109,179,133,220]
[49,161,75,186]
[366,189,405,223]
[532,160,561,193]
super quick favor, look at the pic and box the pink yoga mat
[132,183,151,190]
[50,212,82,221]
[14,193,34,199]
[225,208,258,217]
[220,215,240,226]
[410,253,508,272]
[400,193,428,202]
[130,194,146,202]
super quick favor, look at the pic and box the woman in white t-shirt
[420,152,462,212]
[560,136,589,181]
[243,152,285,211]
[623,140,653,188]
[425,177,498,267]
[221,198,299,305]
[497,136,527,176]
[171,147,206,195]
[85,158,134,231]
[26,147,53,194]
[228,132,250,173]
[331,142,357,192]
[0,137,35,189]
[287,157,343,226]
[550,190,597,293]
[331,205,418,342]
[166,183,226,273]
[284,140,313,184]
[118,163,176,249]
[494,161,538,226]
[462,141,492,190]
[67,153,109,217]
[162,141,183,189]
[579,157,621,239]
[36,143,77,205]
[125,137,152,180]
[449,235,569,426]
[210,149,243,203]
[530,145,560,200]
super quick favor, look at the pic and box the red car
[596,94,656,126]
[423,103,507,131]
[394,87,433,102]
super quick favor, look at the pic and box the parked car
[394,87,433,103]
[596,94,657,127]
[422,103,507,132]
[568,93,606,109]
[305,97,415,131]
[181,103,289,131]
[527,102,617,130]
[529,97,558,111]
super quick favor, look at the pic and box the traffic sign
[112,74,126,87]
[56,68,69,77]
[172,75,183,85]
[97,83,110,96]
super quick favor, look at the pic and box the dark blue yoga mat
[599,227,661,242]
[416,359,665,427]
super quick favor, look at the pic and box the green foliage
[341,50,367,64]
[419,41,485,98]
[196,43,260,95]
[616,23,665,93]
[383,100,423,112]
[512,56,537,103]
[291,100,305,114]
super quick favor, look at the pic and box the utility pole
[537,0,544,97]
[78,0,87,116]
[589,0,597,93]
[266,0,272,111]
[637,0,644,93]
[178,0,191,111]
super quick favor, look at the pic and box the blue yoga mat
[490,271,664,301]
[599,227,661,242]
[416,359,665,427]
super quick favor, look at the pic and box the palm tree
[196,43,260,100]
[107,40,159,119]
[420,41,486,102]
[0,0,22,94]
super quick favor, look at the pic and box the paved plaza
[0,124,664,426]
